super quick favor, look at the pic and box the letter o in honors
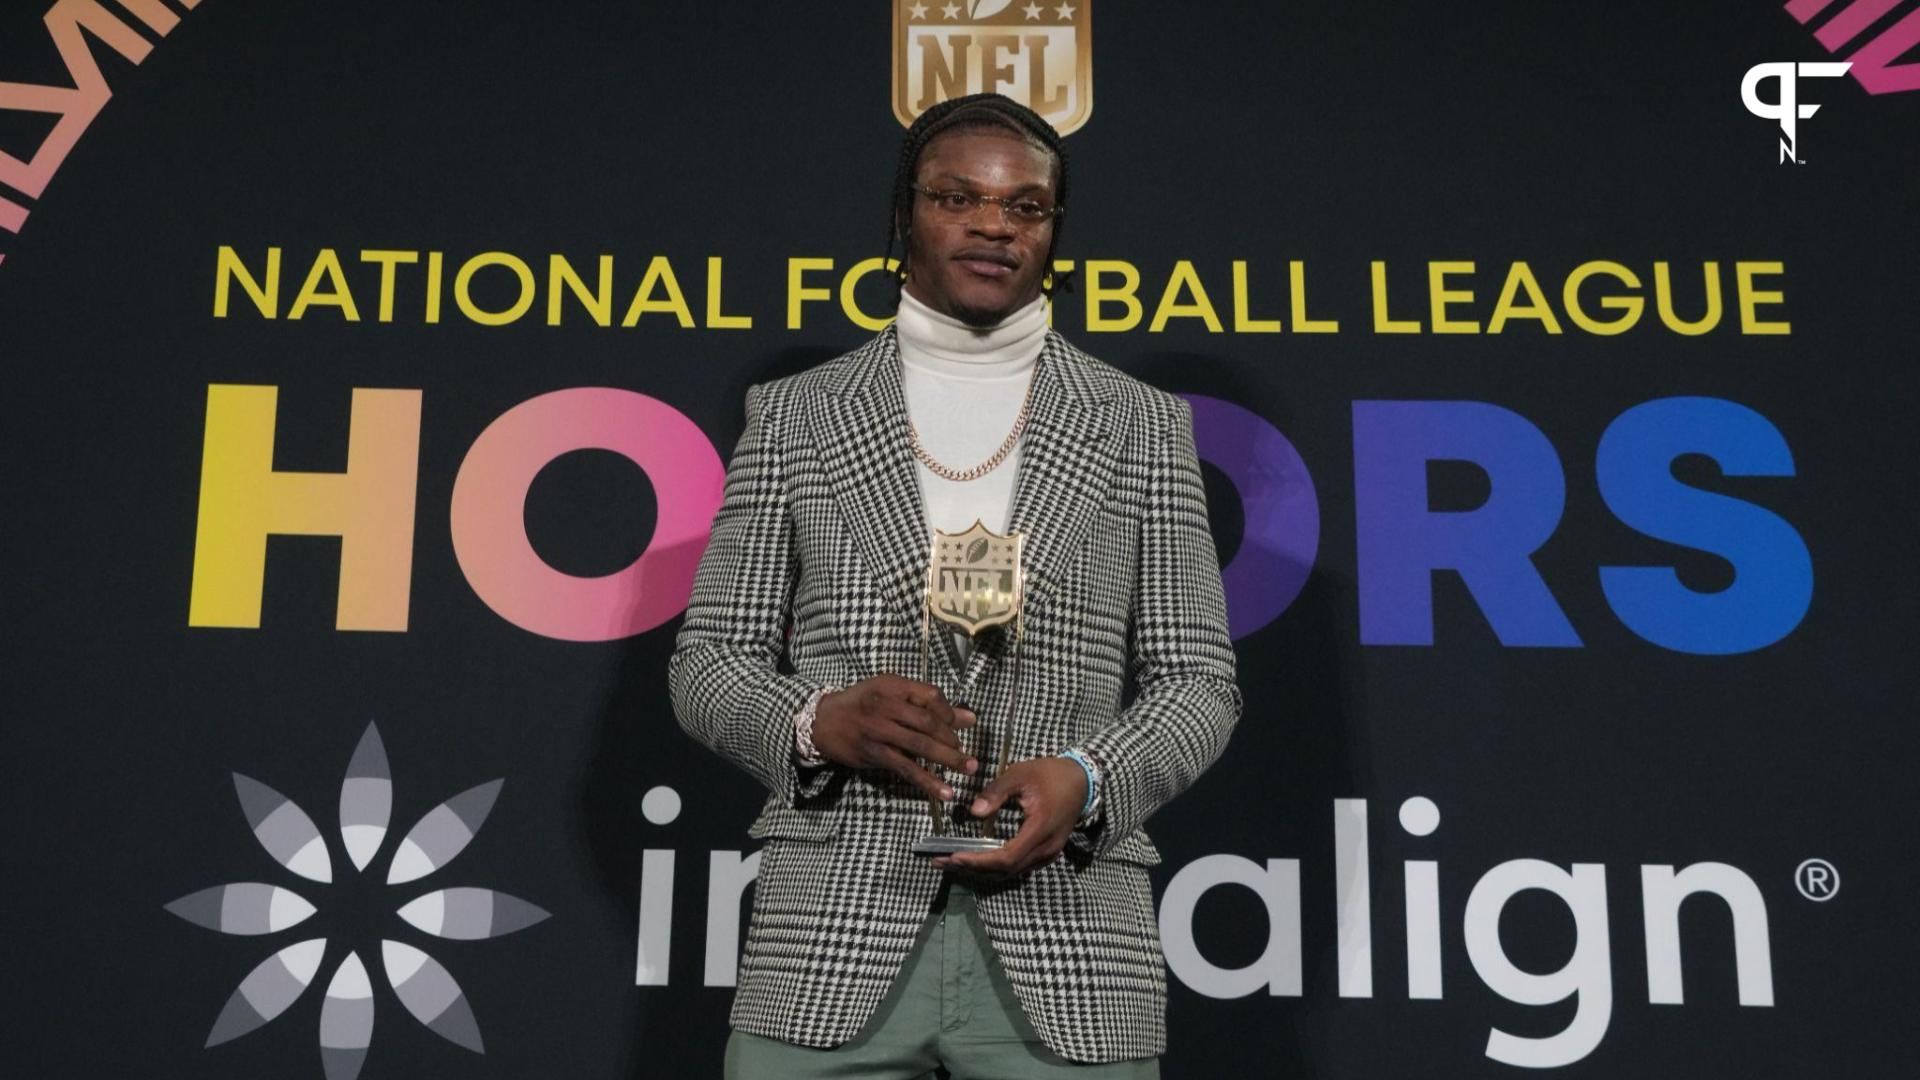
[1181,394,1320,639]
[451,388,724,641]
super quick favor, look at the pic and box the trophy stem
[922,559,943,834]
[979,575,1024,840]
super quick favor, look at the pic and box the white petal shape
[233,774,332,883]
[281,938,327,983]
[164,883,315,935]
[381,941,484,1053]
[388,838,435,886]
[287,836,331,882]
[383,938,429,983]
[396,890,446,936]
[320,952,373,1080]
[339,724,392,873]
[205,938,327,1047]
[386,780,502,884]
[269,885,318,932]
[328,952,373,999]
[397,887,549,940]
[341,825,385,873]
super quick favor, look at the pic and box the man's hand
[810,675,979,802]
[931,757,1088,879]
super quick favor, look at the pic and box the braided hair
[883,92,1073,305]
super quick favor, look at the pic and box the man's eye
[1011,201,1048,220]
[938,192,973,210]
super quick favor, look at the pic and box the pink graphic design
[1786,0,1920,94]
[450,387,724,642]
[0,0,206,268]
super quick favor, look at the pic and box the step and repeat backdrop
[4,1,1917,1077]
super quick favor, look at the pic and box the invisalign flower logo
[165,724,548,1079]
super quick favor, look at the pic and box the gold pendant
[926,520,1024,635]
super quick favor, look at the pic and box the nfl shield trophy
[911,521,1025,856]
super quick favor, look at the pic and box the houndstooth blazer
[668,326,1241,1064]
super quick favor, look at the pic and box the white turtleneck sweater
[896,289,1047,537]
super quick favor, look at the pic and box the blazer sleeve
[668,383,836,806]
[1072,395,1242,858]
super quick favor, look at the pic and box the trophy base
[911,836,1006,856]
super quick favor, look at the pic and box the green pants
[725,881,1160,1079]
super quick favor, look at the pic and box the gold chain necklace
[906,369,1038,482]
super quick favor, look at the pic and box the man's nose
[967,206,1017,238]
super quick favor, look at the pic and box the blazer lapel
[806,330,937,653]
[952,333,1117,691]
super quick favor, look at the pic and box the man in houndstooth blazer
[669,94,1240,1069]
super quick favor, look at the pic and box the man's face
[902,128,1057,328]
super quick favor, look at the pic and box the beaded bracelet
[1059,747,1102,822]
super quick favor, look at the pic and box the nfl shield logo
[926,520,1025,636]
[893,1,1093,135]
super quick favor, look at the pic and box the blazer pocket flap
[747,805,838,843]
[1106,831,1162,867]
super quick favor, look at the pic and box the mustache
[952,248,1018,269]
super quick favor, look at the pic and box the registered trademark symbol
[1795,858,1839,901]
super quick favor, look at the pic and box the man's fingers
[873,716,975,774]
[878,697,959,749]
[968,776,1017,819]
[996,812,1047,864]
[871,680,966,740]
[953,707,978,729]
[850,676,979,774]
[887,677,956,727]
[949,815,1049,877]
[873,702,977,774]
[872,744,954,802]
[914,685,959,730]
